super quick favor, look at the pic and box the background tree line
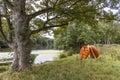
[54,20,120,52]
[0,36,54,50]
[32,37,54,50]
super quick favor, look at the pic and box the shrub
[58,50,74,59]
[66,50,74,56]
[30,54,36,64]
[59,53,67,58]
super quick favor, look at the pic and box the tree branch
[30,23,68,34]
[3,0,14,9]
[53,0,59,8]
[68,0,81,9]
[28,7,53,20]
[43,15,60,26]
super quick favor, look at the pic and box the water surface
[0,50,62,64]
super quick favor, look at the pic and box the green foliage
[32,37,54,50]
[54,21,97,52]
[65,50,74,56]
[0,66,9,73]
[58,53,67,58]
[54,20,120,53]
[0,40,9,49]
[1,19,8,34]
[29,54,36,64]
[58,49,74,59]
[97,21,120,44]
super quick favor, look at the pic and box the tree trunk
[10,1,32,71]
[10,43,19,70]
[10,39,31,71]
[10,20,32,71]
[10,15,31,70]
[10,24,32,71]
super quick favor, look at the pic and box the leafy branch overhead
[0,0,107,35]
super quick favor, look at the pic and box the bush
[65,50,74,56]
[58,50,74,59]
[59,53,67,58]
[30,54,36,64]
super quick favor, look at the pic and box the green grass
[0,65,9,73]
[1,44,120,80]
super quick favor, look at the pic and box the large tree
[0,0,118,71]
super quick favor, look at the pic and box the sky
[42,31,54,39]
[104,7,118,15]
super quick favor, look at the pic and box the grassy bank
[0,44,120,80]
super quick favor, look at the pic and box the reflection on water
[33,50,62,64]
[0,50,62,64]
[34,54,56,64]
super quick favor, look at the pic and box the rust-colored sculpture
[80,45,99,59]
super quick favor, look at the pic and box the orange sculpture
[80,45,90,59]
[89,45,99,58]
[80,45,99,59]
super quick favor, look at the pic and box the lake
[0,50,63,64]
[32,50,62,64]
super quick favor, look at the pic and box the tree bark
[10,13,31,70]
[10,18,32,71]
[10,0,32,71]
[10,43,19,70]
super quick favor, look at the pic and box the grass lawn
[0,44,120,80]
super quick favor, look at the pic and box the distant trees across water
[32,37,54,50]
[0,40,9,48]
[0,37,54,50]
